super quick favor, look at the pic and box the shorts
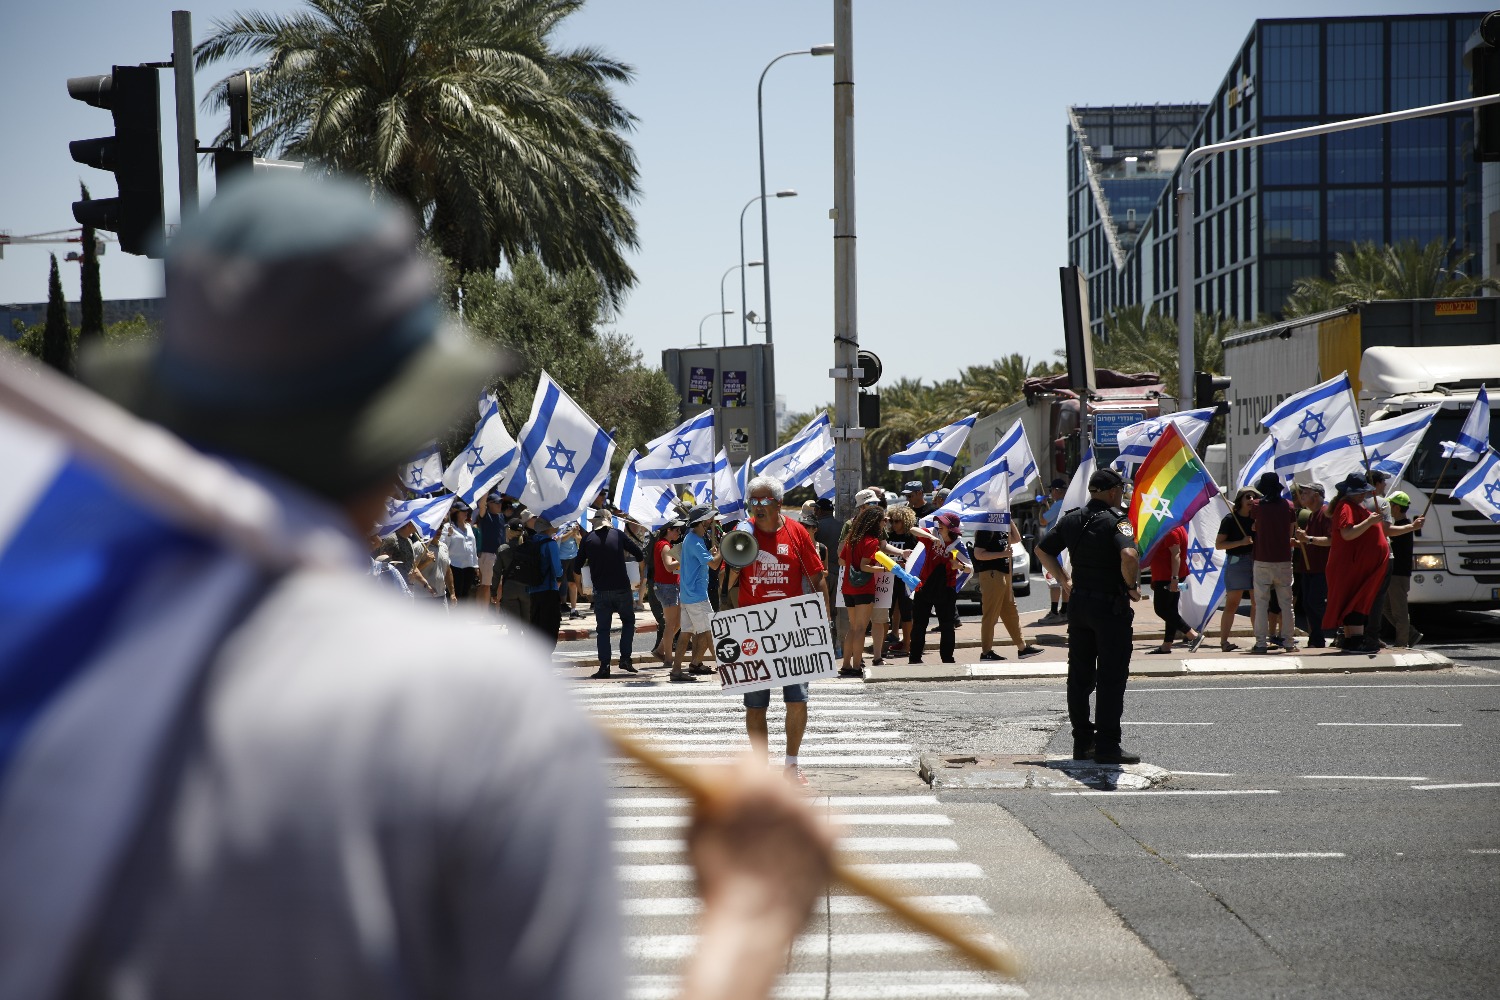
[680,599,713,634]
[743,683,810,710]
[656,583,680,607]
[843,592,875,606]
[479,552,498,587]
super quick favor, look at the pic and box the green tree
[41,255,73,374]
[79,182,104,345]
[196,0,641,302]
[1283,239,1500,317]
[1094,305,1232,395]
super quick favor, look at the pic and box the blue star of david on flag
[1145,423,1165,443]
[1297,410,1327,442]
[1186,538,1217,585]
[545,439,578,480]
[464,444,485,474]
[408,463,427,487]
[923,431,945,448]
[1487,480,1500,508]
[667,437,692,463]
[888,413,978,474]
[963,487,985,508]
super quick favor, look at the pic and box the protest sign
[834,566,894,610]
[710,593,837,695]
[722,370,747,407]
[688,366,714,406]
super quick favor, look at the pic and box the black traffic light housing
[856,349,882,428]
[1194,370,1232,416]
[68,65,165,257]
[1473,11,1500,161]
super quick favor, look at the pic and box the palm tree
[1094,305,1231,391]
[196,0,640,302]
[1283,239,1500,317]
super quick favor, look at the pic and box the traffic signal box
[67,65,165,257]
[1194,371,1232,416]
[1474,11,1500,162]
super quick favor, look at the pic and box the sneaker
[588,669,612,679]
[979,650,1005,661]
[1409,629,1423,647]
[784,765,810,787]
[1093,747,1141,765]
[1017,645,1044,659]
[1249,644,1270,654]
[1268,636,1285,649]
[619,661,639,674]
[838,666,863,678]
[1282,642,1300,653]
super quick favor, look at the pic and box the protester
[579,508,646,678]
[1034,467,1144,765]
[557,520,584,619]
[652,519,685,669]
[907,512,971,665]
[54,173,834,999]
[902,480,934,517]
[1366,470,1425,645]
[1214,487,1258,651]
[1323,473,1389,653]
[494,515,533,624]
[734,475,826,786]
[445,501,480,600]
[1145,522,1199,653]
[673,505,723,680]
[1250,471,1298,654]
[408,521,445,601]
[839,505,885,676]
[1292,484,1331,647]
[1383,491,1423,647]
[1036,478,1069,625]
[526,515,565,652]
[368,533,412,597]
[974,515,1043,660]
[475,492,505,606]
[884,504,919,657]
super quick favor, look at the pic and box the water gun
[873,550,922,591]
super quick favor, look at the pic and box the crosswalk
[574,679,916,768]
[606,792,1024,999]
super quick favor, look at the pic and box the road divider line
[620,894,994,917]
[1184,852,1345,859]
[1412,782,1500,790]
[1303,774,1428,781]
[1315,722,1461,727]
[1172,770,1237,776]
[625,970,1024,999]
[612,836,960,854]
[1468,848,1500,854]
[1053,789,1279,797]
[625,931,1000,960]
[1123,721,1214,725]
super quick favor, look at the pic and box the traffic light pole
[1174,91,1500,406]
[172,10,198,220]
[830,0,862,520]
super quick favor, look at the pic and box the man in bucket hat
[9,173,831,1000]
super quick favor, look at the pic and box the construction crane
[0,228,111,261]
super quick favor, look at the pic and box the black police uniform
[1036,498,1136,756]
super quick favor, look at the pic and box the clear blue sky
[0,1,1467,412]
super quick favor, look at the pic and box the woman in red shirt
[1323,473,1389,653]
[649,521,684,668]
[838,506,886,676]
[1146,523,1199,653]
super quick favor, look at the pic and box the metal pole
[720,264,738,346]
[739,195,760,345]
[1175,185,1193,407]
[757,51,810,344]
[832,1,860,519]
[171,10,198,220]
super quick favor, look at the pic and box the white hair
[745,475,785,503]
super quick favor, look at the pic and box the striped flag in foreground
[1177,492,1232,640]
[1128,422,1221,565]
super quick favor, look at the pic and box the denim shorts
[655,583,680,607]
[743,683,810,710]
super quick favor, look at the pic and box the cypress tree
[79,182,104,344]
[41,254,74,374]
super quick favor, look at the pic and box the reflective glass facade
[1067,13,1486,334]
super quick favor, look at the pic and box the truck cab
[1360,345,1500,607]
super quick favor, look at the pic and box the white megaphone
[719,528,760,568]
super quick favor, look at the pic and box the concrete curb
[864,647,1453,682]
[919,753,1171,791]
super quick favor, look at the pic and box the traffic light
[67,65,165,257]
[1194,370,1232,415]
[1473,11,1500,161]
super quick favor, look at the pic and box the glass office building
[1067,12,1486,335]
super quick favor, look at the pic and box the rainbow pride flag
[1127,422,1221,564]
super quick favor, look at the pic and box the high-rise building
[1068,12,1488,336]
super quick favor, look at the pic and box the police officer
[1034,467,1145,764]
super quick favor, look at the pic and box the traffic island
[919,753,1170,791]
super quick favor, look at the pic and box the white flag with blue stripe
[376,492,457,540]
[703,448,750,519]
[1113,406,1218,472]
[398,441,445,495]
[1440,385,1490,461]
[1261,372,1363,477]
[614,449,677,529]
[756,412,835,497]
[1178,492,1231,639]
[637,409,717,481]
[1236,436,1276,490]
[443,394,519,507]
[928,454,1012,527]
[1451,447,1500,523]
[1358,405,1440,485]
[888,413,977,473]
[502,372,615,527]
[983,417,1039,493]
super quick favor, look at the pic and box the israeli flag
[902,535,972,595]
[928,454,1012,527]
[1352,405,1439,485]
[1236,436,1275,490]
[983,417,1039,493]
[712,449,747,520]
[442,394,519,507]
[1178,493,1232,640]
[375,492,457,540]
[1113,406,1218,472]
[502,372,616,527]
[636,409,717,481]
[1440,385,1490,461]
[1261,372,1363,477]
[756,412,835,497]
[888,412,978,473]
[398,441,445,495]
[1451,447,1500,523]
[614,450,677,529]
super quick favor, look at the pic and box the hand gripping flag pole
[0,356,1021,981]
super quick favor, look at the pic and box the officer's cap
[1088,468,1125,492]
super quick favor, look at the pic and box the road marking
[1316,722,1462,727]
[625,931,999,960]
[613,836,959,854]
[1469,849,1500,854]
[1412,782,1500,791]
[610,813,957,829]
[603,755,917,767]
[639,742,913,753]
[583,701,884,710]
[606,795,943,809]
[589,709,900,718]
[845,862,985,879]
[1053,789,1280,797]
[1131,683,1500,693]
[1184,852,1345,859]
[626,971,1025,999]
[1303,774,1428,781]
[1172,770,1237,776]
[638,728,904,739]
[1123,721,1214,725]
[621,894,993,917]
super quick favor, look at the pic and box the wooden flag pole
[603,724,1021,978]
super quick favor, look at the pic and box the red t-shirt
[738,517,825,606]
[1252,496,1295,562]
[1298,507,1332,574]
[1147,524,1189,582]
[652,539,678,585]
[840,535,881,596]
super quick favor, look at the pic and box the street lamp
[721,260,762,346]
[740,190,796,345]
[757,45,832,344]
[698,310,732,348]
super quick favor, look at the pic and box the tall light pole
[758,45,832,344]
[831,4,860,517]
[698,310,732,348]
[741,190,795,344]
[721,260,762,346]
